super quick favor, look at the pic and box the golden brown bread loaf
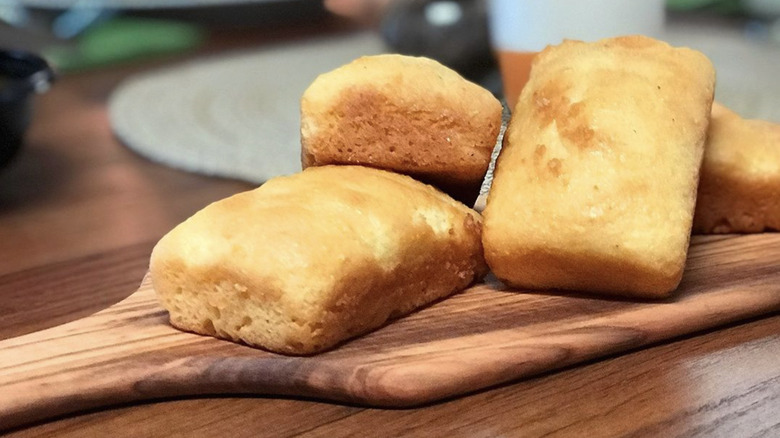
[693,103,780,233]
[151,165,487,355]
[300,54,503,205]
[482,36,715,298]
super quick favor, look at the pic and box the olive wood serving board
[2,234,779,430]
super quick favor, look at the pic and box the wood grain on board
[1,233,779,431]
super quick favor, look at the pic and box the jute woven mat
[109,33,385,184]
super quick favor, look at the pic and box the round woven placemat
[109,33,384,184]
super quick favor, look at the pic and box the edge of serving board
[1,234,779,431]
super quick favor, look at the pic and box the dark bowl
[0,49,55,168]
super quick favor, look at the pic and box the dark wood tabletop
[1,28,779,438]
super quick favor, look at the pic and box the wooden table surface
[2,28,779,438]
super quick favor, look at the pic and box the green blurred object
[667,0,745,14]
[44,17,205,72]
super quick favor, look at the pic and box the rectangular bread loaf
[483,36,715,298]
[151,165,487,354]
[693,102,780,233]
[300,54,503,205]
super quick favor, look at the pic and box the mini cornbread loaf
[694,103,780,233]
[151,165,487,355]
[483,36,715,298]
[300,54,503,204]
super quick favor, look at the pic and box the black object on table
[0,49,54,168]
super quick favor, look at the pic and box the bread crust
[693,103,780,233]
[151,165,487,355]
[483,36,715,298]
[300,54,502,204]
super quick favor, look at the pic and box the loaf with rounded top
[300,54,502,205]
[693,102,780,233]
[483,35,715,298]
[151,165,487,355]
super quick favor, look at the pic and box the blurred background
[1,0,779,180]
[2,0,780,93]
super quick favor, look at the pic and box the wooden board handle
[0,285,171,428]
[0,278,343,430]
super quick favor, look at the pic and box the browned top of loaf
[701,103,780,181]
[300,54,502,185]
